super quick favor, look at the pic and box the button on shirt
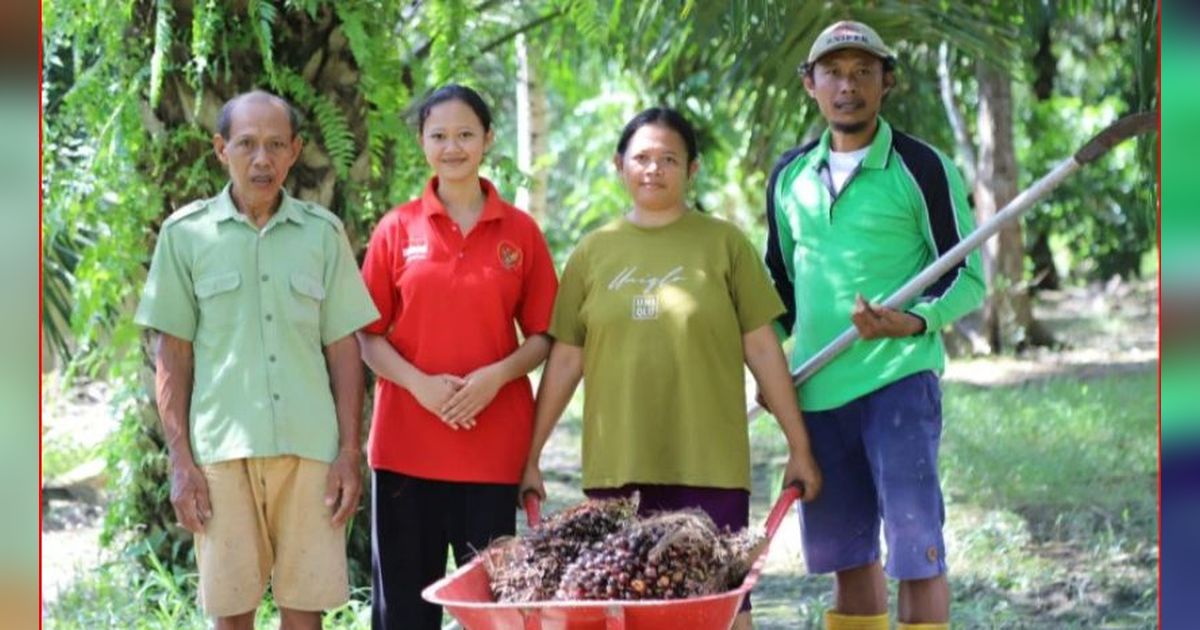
[134,184,380,465]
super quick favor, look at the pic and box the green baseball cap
[806,20,895,65]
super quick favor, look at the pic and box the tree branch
[472,0,506,13]
[411,6,563,62]
[474,9,565,59]
[937,42,977,187]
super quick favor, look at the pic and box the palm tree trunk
[515,33,549,220]
[146,4,374,247]
[974,61,1054,350]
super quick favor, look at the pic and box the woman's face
[614,123,698,212]
[420,99,493,184]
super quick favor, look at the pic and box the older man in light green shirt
[137,184,376,464]
[134,90,377,630]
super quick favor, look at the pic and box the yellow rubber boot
[897,624,949,630]
[825,611,890,630]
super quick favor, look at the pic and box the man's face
[213,98,301,210]
[804,49,892,134]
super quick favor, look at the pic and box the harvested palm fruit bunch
[556,511,765,601]
[717,525,768,588]
[486,498,765,602]
[487,497,637,602]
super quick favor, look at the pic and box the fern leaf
[312,95,356,177]
[190,0,221,90]
[149,0,173,108]
[334,0,370,67]
[552,0,606,44]
[274,68,356,178]
[248,0,280,82]
[284,0,322,17]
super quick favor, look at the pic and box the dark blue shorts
[797,370,947,580]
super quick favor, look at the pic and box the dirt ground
[40,377,114,606]
[40,278,1158,627]
[946,278,1157,386]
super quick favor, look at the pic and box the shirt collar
[213,182,306,225]
[815,116,893,171]
[421,177,508,223]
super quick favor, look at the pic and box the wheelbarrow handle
[522,490,542,528]
[764,481,804,540]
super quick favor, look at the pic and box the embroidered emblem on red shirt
[497,241,522,270]
[402,240,429,262]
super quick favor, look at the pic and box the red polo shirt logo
[498,241,522,270]
[402,239,429,262]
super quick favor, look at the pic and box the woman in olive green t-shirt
[519,107,823,628]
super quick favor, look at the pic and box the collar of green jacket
[813,116,894,171]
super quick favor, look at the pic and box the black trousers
[371,469,517,630]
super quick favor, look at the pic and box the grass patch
[941,373,1157,540]
[745,370,1156,628]
[46,549,373,630]
[941,371,1157,626]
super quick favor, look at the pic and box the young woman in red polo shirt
[358,84,558,630]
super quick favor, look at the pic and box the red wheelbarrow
[421,484,803,630]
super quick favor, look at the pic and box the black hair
[217,90,302,140]
[417,84,493,133]
[801,54,897,78]
[615,107,700,164]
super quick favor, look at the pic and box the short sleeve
[515,224,558,337]
[359,214,400,336]
[134,225,198,341]
[729,231,786,334]
[319,224,380,345]
[547,244,588,347]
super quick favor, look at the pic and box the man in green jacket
[765,21,985,630]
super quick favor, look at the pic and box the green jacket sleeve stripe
[893,130,986,332]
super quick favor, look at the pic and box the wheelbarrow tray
[421,486,800,630]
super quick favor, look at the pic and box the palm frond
[248,0,280,81]
[148,0,173,108]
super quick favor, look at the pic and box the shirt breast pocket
[193,271,241,331]
[289,272,325,334]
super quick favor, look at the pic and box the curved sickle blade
[1074,111,1157,165]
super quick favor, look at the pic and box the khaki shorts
[195,456,349,617]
